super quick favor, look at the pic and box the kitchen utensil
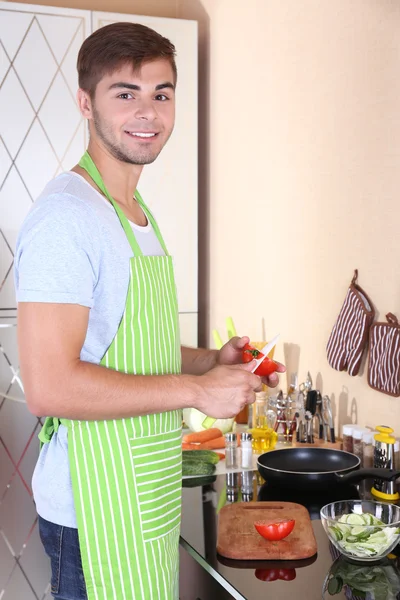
[217,501,317,561]
[322,395,335,443]
[251,334,280,373]
[372,426,399,501]
[321,500,400,562]
[257,447,400,491]
[305,410,313,443]
[288,373,298,397]
[315,394,324,440]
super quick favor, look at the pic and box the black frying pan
[257,448,400,490]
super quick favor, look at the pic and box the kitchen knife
[250,334,280,373]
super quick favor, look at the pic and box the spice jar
[225,432,238,469]
[240,432,253,469]
[352,428,369,466]
[362,430,374,469]
[342,424,354,453]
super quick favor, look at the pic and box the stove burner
[258,481,360,520]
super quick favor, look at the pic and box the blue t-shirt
[15,172,164,527]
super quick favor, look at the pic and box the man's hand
[218,336,286,389]
[195,361,263,419]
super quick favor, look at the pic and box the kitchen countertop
[180,470,400,600]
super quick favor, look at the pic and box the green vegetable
[330,512,400,559]
[182,450,220,464]
[202,416,216,429]
[182,407,234,435]
[182,460,216,478]
[326,556,400,600]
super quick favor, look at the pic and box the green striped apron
[39,151,182,600]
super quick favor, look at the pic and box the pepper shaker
[225,432,238,469]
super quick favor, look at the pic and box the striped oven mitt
[368,313,400,397]
[326,270,375,376]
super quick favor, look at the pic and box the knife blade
[251,334,280,373]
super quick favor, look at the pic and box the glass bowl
[320,500,400,562]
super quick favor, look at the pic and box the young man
[15,22,284,600]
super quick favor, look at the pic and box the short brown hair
[77,22,177,97]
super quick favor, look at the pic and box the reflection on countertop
[180,471,400,600]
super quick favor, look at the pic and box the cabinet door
[179,313,198,347]
[0,1,91,311]
[92,12,198,315]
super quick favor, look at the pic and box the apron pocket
[131,428,182,542]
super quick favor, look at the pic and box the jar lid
[240,432,252,442]
[353,428,369,440]
[376,425,394,435]
[362,430,374,444]
[225,432,237,442]
[342,424,354,436]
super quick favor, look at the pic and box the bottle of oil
[249,392,278,453]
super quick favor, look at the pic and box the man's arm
[18,303,262,420]
[181,346,219,375]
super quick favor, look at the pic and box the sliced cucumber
[346,514,365,526]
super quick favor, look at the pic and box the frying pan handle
[337,468,400,485]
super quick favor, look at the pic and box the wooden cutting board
[217,501,317,561]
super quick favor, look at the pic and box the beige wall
[8,0,400,434]
[204,0,400,436]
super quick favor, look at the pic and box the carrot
[215,452,225,460]
[183,428,222,444]
[182,442,201,450]
[198,436,226,449]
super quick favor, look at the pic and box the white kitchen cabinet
[0,4,198,599]
[179,313,198,347]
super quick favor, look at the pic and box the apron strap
[135,190,169,256]
[78,152,169,256]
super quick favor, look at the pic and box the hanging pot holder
[368,313,400,397]
[326,270,375,376]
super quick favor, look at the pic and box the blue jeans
[38,516,87,600]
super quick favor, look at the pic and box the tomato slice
[254,568,297,582]
[254,568,279,582]
[254,519,295,541]
[278,568,296,581]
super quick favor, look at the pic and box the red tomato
[254,568,279,582]
[242,343,259,363]
[254,568,296,582]
[278,568,296,581]
[255,357,279,377]
[242,344,279,376]
[254,519,295,541]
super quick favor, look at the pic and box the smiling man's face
[87,59,176,165]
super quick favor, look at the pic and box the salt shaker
[240,432,253,469]
[241,470,254,502]
[225,432,238,469]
